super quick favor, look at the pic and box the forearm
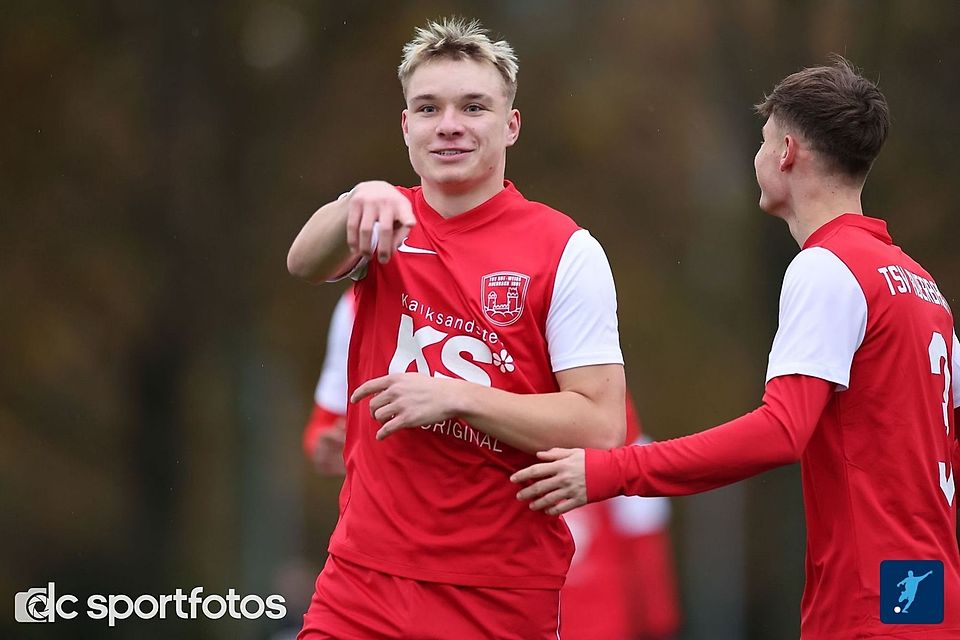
[585,374,832,501]
[453,368,626,454]
[287,197,357,283]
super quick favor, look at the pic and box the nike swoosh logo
[397,239,437,255]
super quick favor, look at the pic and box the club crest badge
[481,271,530,327]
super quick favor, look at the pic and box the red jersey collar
[803,213,892,250]
[414,181,522,236]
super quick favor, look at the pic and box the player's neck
[785,180,864,247]
[421,176,506,219]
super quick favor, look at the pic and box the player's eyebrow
[461,92,494,102]
[409,92,495,103]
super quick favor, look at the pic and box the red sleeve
[954,407,960,467]
[302,404,343,459]
[585,374,833,501]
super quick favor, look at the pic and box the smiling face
[401,57,520,196]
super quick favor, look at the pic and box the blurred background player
[561,397,681,640]
[301,288,354,477]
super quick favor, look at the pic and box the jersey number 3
[929,331,955,506]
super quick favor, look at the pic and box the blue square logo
[880,560,944,624]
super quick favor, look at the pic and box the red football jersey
[786,215,959,638]
[584,214,959,638]
[328,182,621,588]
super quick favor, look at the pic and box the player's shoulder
[806,218,942,289]
[784,246,861,294]
[787,245,846,274]
[519,196,579,227]
[507,190,582,244]
[807,217,890,261]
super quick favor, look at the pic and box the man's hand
[288,180,415,282]
[311,420,346,476]
[511,448,587,515]
[346,181,417,264]
[351,373,460,440]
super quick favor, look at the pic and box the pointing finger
[346,195,362,254]
[351,375,392,404]
[377,207,396,264]
[357,205,378,259]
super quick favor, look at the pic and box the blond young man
[514,57,960,638]
[288,18,625,639]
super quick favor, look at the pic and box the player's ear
[401,109,410,147]
[780,133,798,171]
[505,109,521,148]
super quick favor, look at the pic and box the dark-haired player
[514,57,960,638]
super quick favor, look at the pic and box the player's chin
[757,194,777,216]
[425,168,478,190]
[757,187,788,214]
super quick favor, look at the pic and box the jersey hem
[765,364,849,389]
[328,546,566,590]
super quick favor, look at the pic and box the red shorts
[298,555,562,640]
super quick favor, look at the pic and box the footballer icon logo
[481,271,530,327]
[880,560,944,624]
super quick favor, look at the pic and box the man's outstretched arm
[512,374,833,514]
[287,181,416,283]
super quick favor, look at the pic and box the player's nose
[435,107,465,136]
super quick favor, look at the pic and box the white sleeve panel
[546,229,624,372]
[765,247,867,389]
[952,331,960,408]
[313,292,356,413]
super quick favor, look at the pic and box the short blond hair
[398,17,518,103]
